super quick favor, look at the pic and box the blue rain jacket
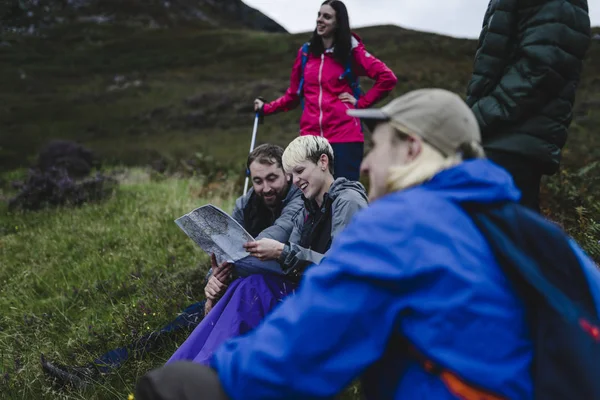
[211,158,600,400]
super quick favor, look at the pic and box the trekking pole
[243,112,260,196]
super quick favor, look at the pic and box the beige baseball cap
[348,88,481,157]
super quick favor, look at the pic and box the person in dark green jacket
[466,0,591,211]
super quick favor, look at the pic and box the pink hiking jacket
[263,33,398,144]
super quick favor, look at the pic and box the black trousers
[135,362,229,400]
[486,149,542,213]
[330,141,364,181]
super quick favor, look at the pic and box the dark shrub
[8,141,117,211]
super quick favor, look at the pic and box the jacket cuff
[278,243,291,268]
[356,97,369,109]
[263,102,274,116]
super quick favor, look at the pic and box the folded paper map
[175,204,284,276]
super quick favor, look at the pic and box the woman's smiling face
[316,4,337,38]
[290,155,330,200]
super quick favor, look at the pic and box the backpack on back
[467,202,600,399]
[412,202,600,399]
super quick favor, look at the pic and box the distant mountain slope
[1,0,288,34]
[0,21,597,173]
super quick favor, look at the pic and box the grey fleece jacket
[231,184,304,242]
[278,177,369,274]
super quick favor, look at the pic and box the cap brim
[347,109,390,133]
[346,108,389,121]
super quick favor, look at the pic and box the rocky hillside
[1,0,287,34]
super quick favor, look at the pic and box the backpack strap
[407,345,506,400]
[338,59,362,101]
[297,42,310,110]
[339,46,363,132]
[464,202,600,330]
[340,36,363,101]
[340,59,364,133]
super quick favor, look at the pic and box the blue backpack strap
[338,50,362,101]
[339,56,363,132]
[339,52,363,132]
[340,63,361,100]
[297,42,310,110]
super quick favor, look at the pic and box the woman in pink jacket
[254,0,397,181]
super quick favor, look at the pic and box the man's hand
[243,238,285,261]
[204,254,233,303]
[210,253,232,281]
[205,275,230,301]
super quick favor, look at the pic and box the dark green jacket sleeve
[231,195,246,228]
[470,0,591,137]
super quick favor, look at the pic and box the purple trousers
[166,274,297,365]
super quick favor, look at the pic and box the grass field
[0,18,599,400]
[0,169,238,399]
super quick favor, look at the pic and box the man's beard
[260,184,289,208]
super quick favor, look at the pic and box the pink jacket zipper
[318,54,325,137]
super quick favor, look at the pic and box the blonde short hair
[282,136,335,174]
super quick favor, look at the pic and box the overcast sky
[245,0,599,39]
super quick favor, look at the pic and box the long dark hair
[308,0,352,66]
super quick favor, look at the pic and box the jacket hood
[301,177,368,213]
[418,158,521,205]
[328,177,369,203]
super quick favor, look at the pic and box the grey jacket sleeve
[278,195,368,274]
[231,195,246,228]
[256,192,304,243]
[279,243,325,273]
